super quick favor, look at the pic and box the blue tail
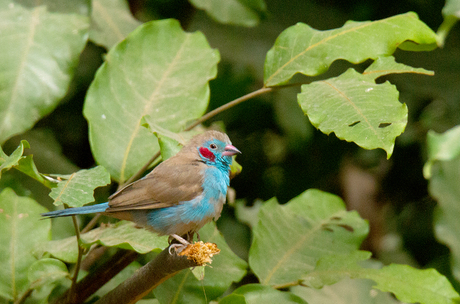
[42,202,110,218]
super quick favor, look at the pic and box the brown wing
[106,159,205,213]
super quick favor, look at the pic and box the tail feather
[41,202,110,218]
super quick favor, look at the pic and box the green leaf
[37,221,169,260]
[80,221,169,253]
[438,0,460,46]
[189,0,266,27]
[264,12,437,86]
[0,140,29,178]
[34,237,79,264]
[424,126,460,178]
[363,56,434,80]
[291,277,400,304]
[156,133,182,161]
[429,154,460,282]
[302,251,460,304]
[16,155,58,189]
[84,19,220,183]
[248,189,369,286]
[89,0,142,49]
[298,68,408,158]
[28,258,70,302]
[49,166,111,207]
[153,222,247,303]
[0,188,50,301]
[0,2,89,144]
[220,284,307,304]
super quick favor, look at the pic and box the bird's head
[190,131,241,168]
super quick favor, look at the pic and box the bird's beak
[222,144,241,156]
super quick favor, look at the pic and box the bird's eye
[210,143,217,149]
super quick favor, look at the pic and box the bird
[42,130,241,252]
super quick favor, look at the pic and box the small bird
[42,130,241,252]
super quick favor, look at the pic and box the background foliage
[1,0,460,303]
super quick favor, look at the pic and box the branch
[184,87,273,131]
[95,242,220,304]
[54,250,139,304]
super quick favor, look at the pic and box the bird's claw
[168,233,191,255]
[168,243,187,254]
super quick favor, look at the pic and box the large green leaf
[0,2,89,144]
[220,284,307,304]
[264,12,437,86]
[189,0,266,27]
[302,251,460,304]
[84,19,220,183]
[49,166,111,207]
[298,68,408,157]
[89,0,142,49]
[0,188,50,302]
[248,189,369,286]
[153,222,248,303]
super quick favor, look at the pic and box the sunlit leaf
[264,12,437,86]
[0,2,89,143]
[49,166,111,207]
[0,188,50,301]
[84,19,219,183]
[298,68,407,157]
[249,189,369,286]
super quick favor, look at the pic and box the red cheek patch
[199,147,215,162]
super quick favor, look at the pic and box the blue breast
[145,166,230,235]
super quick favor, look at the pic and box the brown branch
[54,250,139,304]
[95,242,219,304]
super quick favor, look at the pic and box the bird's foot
[168,234,191,255]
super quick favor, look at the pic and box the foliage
[1,0,460,303]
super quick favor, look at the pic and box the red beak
[222,144,241,156]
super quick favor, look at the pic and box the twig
[122,151,160,188]
[68,214,84,303]
[184,87,273,131]
[81,213,101,234]
[14,289,33,304]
